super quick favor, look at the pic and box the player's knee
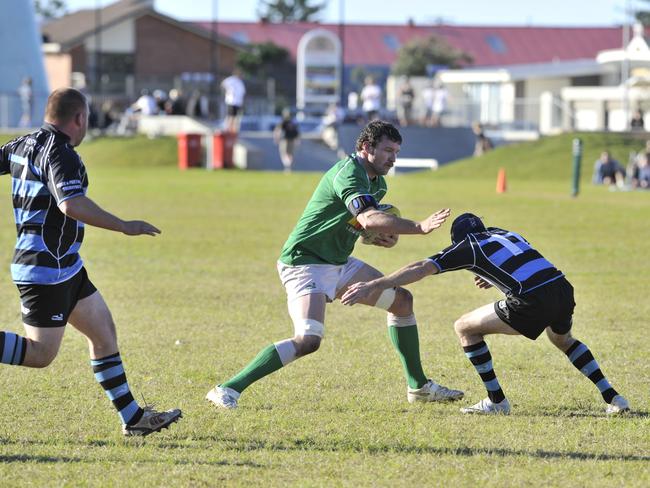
[454,315,469,338]
[546,328,573,351]
[293,335,321,357]
[25,340,59,368]
[388,287,413,316]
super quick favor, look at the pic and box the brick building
[41,0,243,97]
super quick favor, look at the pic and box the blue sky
[61,0,642,26]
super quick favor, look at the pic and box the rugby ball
[361,203,401,244]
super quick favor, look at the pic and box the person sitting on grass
[341,213,630,416]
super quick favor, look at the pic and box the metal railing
[441,98,541,131]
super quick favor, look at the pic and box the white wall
[500,82,515,123]
[525,77,571,99]
[85,18,135,53]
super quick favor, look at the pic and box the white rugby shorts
[277,257,366,302]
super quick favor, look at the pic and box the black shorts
[494,277,575,340]
[227,105,241,116]
[17,267,97,328]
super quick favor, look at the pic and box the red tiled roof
[192,21,626,67]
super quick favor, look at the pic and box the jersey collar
[41,123,71,142]
[353,154,378,182]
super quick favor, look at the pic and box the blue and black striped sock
[0,331,27,365]
[91,352,144,426]
[463,341,506,403]
[565,340,618,403]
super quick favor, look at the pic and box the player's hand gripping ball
[361,204,400,245]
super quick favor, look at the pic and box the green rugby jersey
[279,155,387,266]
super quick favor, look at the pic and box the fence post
[571,138,582,197]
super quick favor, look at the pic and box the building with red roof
[193,21,625,69]
[194,20,650,133]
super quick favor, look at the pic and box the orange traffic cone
[496,167,507,193]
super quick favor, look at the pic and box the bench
[387,158,438,176]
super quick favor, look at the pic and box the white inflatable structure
[0,0,49,128]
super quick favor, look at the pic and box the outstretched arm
[357,207,450,235]
[341,259,438,305]
[59,195,160,236]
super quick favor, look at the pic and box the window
[485,34,507,54]
[382,34,400,51]
[231,32,249,44]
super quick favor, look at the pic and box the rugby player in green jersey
[207,120,463,409]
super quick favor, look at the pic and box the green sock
[221,344,285,393]
[388,325,428,389]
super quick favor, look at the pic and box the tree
[391,35,473,77]
[636,1,650,26]
[236,42,292,78]
[257,0,326,23]
[34,0,67,20]
[236,42,296,110]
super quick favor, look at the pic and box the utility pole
[338,0,345,107]
[209,0,219,118]
[622,0,631,130]
[95,0,102,95]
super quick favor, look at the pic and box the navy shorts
[227,105,241,116]
[494,277,575,340]
[17,267,97,327]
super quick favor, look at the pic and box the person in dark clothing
[342,213,630,416]
[273,108,301,172]
[0,88,182,436]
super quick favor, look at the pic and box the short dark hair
[355,120,402,151]
[45,88,88,123]
[450,213,486,244]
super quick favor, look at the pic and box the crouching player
[341,213,630,415]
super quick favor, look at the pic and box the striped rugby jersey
[428,227,564,296]
[0,124,87,285]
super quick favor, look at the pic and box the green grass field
[0,133,648,487]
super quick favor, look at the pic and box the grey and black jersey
[0,124,87,285]
[428,227,564,296]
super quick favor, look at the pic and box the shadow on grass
[524,410,649,419]
[0,439,264,467]
[194,436,650,462]
[0,454,83,463]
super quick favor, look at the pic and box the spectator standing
[472,122,493,157]
[186,90,208,119]
[274,108,301,173]
[347,91,359,111]
[630,109,645,131]
[431,82,448,127]
[397,77,415,127]
[18,77,33,128]
[360,76,382,122]
[421,82,435,127]
[321,103,345,158]
[221,69,246,133]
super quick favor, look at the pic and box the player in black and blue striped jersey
[0,88,181,436]
[341,213,630,416]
